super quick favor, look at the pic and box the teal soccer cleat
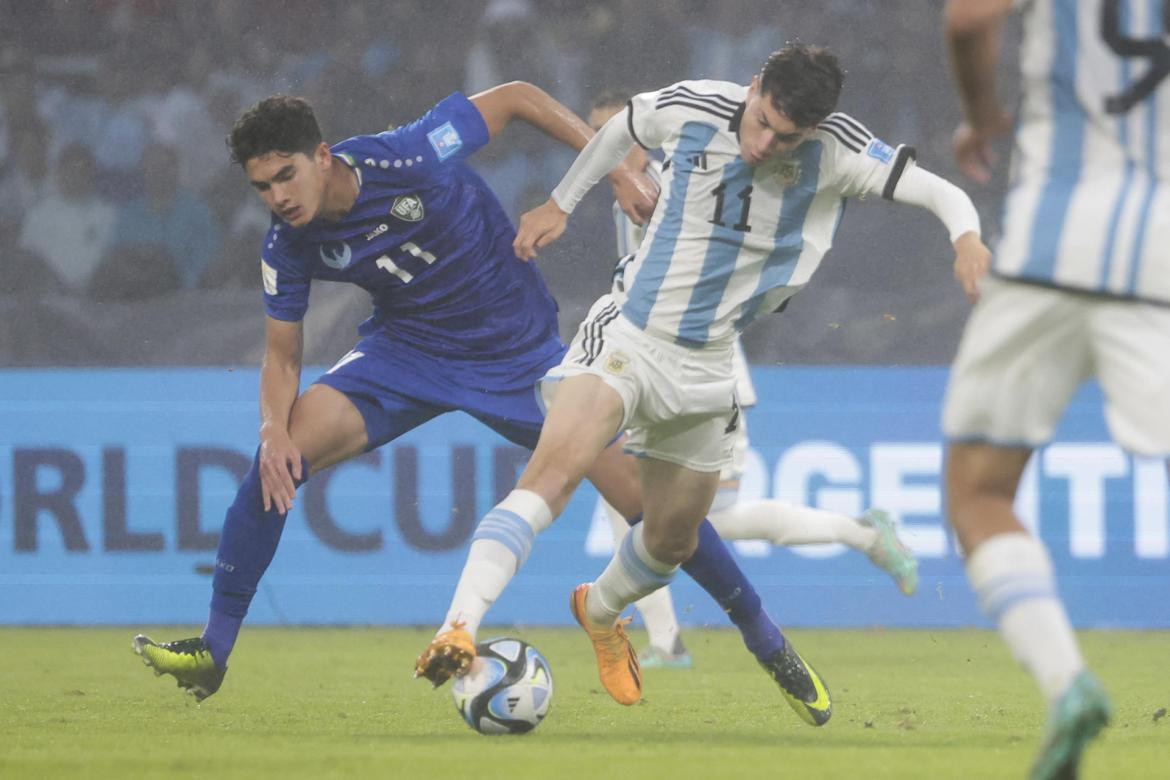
[860,509,919,596]
[638,640,694,670]
[133,634,226,702]
[1029,671,1112,780]
[759,640,832,726]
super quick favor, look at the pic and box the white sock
[586,523,677,627]
[634,584,683,653]
[438,489,552,639]
[709,499,876,550]
[603,501,683,651]
[966,532,1085,704]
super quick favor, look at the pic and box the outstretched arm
[890,164,990,302]
[470,81,657,224]
[945,0,1014,183]
[513,110,640,260]
[258,316,304,513]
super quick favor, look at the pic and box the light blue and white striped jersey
[615,80,910,348]
[612,160,663,259]
[997,0,1169,304]
[610,159,758,405]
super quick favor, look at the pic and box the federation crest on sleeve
[391,194,425,222]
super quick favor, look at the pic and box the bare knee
[640,520,697,566]
[946,443,1028,508]
[516,454,590,517]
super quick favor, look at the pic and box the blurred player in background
[129,81,812,715]
[587,92,918,669]
[430,44,987,723]
[943,0,1169,776]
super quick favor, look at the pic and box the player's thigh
[1090,300,1170,457]
[638,457,720,564]
[942,278,1090,448]
[287,384,371,473]
[517,374,625,508]
[585,436,642,521]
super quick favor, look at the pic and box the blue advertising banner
[0,368,1166,628]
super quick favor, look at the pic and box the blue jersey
[260,93,561,369]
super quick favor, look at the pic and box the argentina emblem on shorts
[604,351,631,375]
[391,194,425,222]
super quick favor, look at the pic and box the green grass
[1,627,1166,779]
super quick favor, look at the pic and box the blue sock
[203,448,309,668]
[680,519,786,662]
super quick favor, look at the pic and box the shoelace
[593,617,634,662]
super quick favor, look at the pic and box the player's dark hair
[227,95,323,167]
[759,44,844,128]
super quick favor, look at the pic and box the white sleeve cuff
[551,110,636,214]
[889,163,982,242]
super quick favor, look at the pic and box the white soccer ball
[451,637,553,735]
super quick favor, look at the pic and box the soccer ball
[451,637,553,735]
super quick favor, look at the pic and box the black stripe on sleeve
[826,112,874,141]
[655,99,735,121]
[819,117,868,150]
[819,124,863,153]
[626,100,649,150]
[881,145,917,200]
[658,84,741,111]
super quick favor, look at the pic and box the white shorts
[942,277,1170,457]
[542,295,739,472]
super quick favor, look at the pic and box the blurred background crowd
[0,0,1016,366]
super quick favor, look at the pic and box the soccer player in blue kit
[132,82,829,717]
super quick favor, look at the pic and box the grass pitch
[1,627,1166,779]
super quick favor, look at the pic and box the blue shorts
[313,325,567,451]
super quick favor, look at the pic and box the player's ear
[313,142,331,169]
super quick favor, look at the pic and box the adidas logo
[507,696,521,713]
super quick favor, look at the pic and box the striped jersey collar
[728,102,746,135]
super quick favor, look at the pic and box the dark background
[0,0,1019,367]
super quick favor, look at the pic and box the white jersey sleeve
[628,81,745,152]
[817,112,915,200]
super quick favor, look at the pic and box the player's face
[244,145,330,227]
[739,76,817,166]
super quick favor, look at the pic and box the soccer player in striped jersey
[457,44,988,716]
[586,92,918,670]
[126,81,809,717]
[943,1,1169,776]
